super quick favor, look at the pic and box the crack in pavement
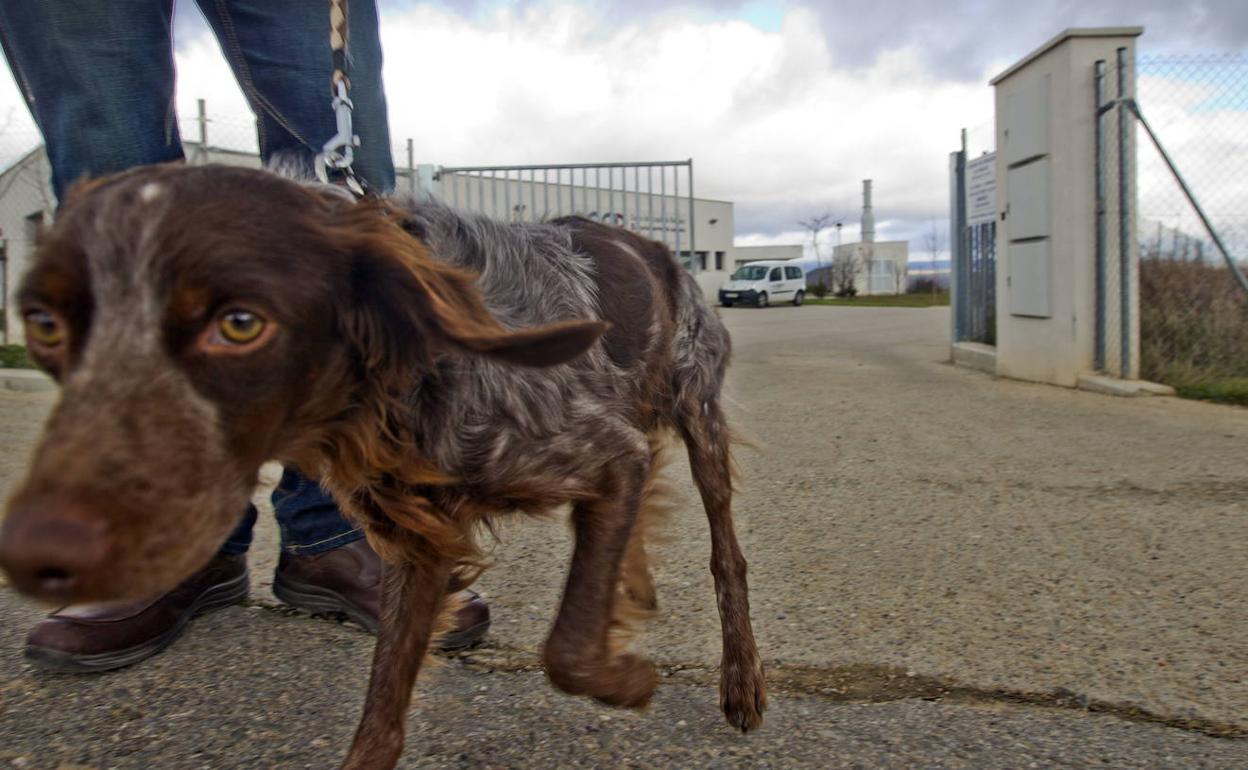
[916,475,1248,505]
[253,594,1248,743]
[449,644,1248,740]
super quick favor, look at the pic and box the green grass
[0,345,35,370]
[1165,374,1248,407]
[804,291,950,308]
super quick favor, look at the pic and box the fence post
[1115,46,1134,379]
[1094,60,1107,372]
[688,159,697,275]
[0,239,7,345]
[196,99,209,165]
[406,138,415,196]
[949,130,968,345]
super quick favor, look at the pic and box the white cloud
[17,1,1242,253]
[376,4,993,232]
[0,3,997,238]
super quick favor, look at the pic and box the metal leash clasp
[315,79,364,196]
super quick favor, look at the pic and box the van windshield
[732,265,769,281]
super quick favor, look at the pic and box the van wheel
[793,290,805,307]
[756,292,769,308]
[721,302,734,308]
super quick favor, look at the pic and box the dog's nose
[0,494,111,602]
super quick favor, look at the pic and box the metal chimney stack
[861,179,875,244]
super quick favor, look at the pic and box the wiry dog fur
[0,164,766,770]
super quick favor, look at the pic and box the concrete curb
[0,368,55,393]
[952,341,997,375]
[1077,373,1176,398]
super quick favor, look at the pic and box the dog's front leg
[341,546,453,770]
[543,450,657,708]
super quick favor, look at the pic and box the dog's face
[0,164,604,605]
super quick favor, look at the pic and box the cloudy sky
[1,0,1245,257]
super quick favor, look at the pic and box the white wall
[991,28,1142,386]
[0,150,54,345]
[828,241,910,295]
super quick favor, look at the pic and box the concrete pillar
[990,28,1142,387]
[415,164,440,200]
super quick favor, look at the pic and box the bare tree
[923,219,944,296]
[892,257,907,294]
[831,247,860,297]
[797,212,833,291]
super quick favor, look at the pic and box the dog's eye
[219,310,266,344]
[24,309,65,348]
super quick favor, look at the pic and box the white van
[719,261,807,307]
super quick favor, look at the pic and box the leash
[315,0,370,197]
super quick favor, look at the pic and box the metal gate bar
[950,131,997,346]
[433,160,697,272]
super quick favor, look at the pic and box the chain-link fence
[1133,54,1248,401]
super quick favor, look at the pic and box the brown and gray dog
[0,163,765,769]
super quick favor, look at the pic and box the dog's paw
[592,652,658,709]
[546,649,658,708]
[720,654,767,732]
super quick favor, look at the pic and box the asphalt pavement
[1,305,1245,768]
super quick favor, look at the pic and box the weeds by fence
[1140,260,1248,404]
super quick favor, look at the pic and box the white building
[0,148,54,344]
[0,146,755,343]
[807,180,909,295]
[829,240,910,295]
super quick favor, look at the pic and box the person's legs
[268,467,490,648]
[192,1,410,624]
[194,0,391,574]
[219,505,259,556]
[270,467,363,555]
[193,1,488,645]
[192,0,394,190]
[0,0,184,201]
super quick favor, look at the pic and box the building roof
[990,27,1143,86]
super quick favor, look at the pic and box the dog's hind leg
[341,538,454,770]
[617,435,674,614]
[676,396,766,732]
[543,441,658,709]
[618,523,657,612]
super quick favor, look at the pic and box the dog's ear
[337,203,607,377]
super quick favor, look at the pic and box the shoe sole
[24,570,251,674]
[272,575,489,650]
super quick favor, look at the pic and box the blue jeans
[220,468,363,557]
[0,0,394,199]
[0,0,395,555]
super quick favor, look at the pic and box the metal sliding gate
[429,161,697,271]
[950,132,997,346]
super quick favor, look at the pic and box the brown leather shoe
[24,552,249,673]
[272,538,490,650]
